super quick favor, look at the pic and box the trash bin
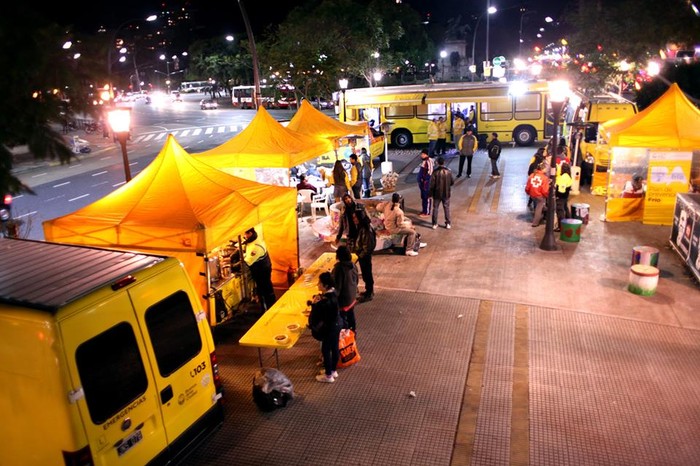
[560,219,583,242]
[631,246,659,267]
[571,203,590,225]
[628,264,659,296]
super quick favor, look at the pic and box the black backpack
[489,143,501,159]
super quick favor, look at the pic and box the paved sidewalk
[186,145,700,465]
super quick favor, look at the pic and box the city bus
[231,85,276,109]
[179,80,211,93]
[336,81,556,148]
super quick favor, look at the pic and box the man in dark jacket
[429,156,455,230]
[351,209,376,302]
[332,246,359,332]
[308,271,342,382]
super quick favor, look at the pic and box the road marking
[511,304,530,466]
[205,127,214,134]
[68,193,90,202]
[217,126,226,133]
[180,129,191,137]
[53,182,70,188]
[193,128,202,136]
[91,171,109,177]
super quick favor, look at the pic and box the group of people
[525,140,573,231]
[307,239,364,383]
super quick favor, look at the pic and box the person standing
[452,114,466,149]
[457,128,478,178]
[352,209,376,302]
[417,149,434,217]
[360,148,373,198]
[436,116,447,155]
[525,163,550,227]
[427,117,439,157]
[328,160,352,203]
[554,162,573,232]
[467,105,476,130]
[429,156,455,230]
[308,271,342,383]
[381,193,426,256]
[243,227,277,310]
[332,245,359,333]
[334,193,361,248]
[349,154,362,199]
[486,132,502,179]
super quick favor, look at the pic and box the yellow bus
[336,81,557,148]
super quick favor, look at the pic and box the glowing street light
[440,50,448,80]
[107,109,132,182]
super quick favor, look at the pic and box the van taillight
[62,445,93,466]
[111,274,136,290]
[210,351,224,397]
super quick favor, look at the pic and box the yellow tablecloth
[239,252,339,349]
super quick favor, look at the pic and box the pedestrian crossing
[130,125,244,144]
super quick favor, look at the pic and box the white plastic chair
[310,191,330,221]
[297,189,315,217]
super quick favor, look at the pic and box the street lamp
[485,2,497,68]
[471,6,497,78]
[540,80,570,251]
[338,78,348,122]
[107,15,157,98]
[238,0,263,109]
[107,109,132,182]
[518,8,536,57]
[440,50,447,80]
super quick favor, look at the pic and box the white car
[200,98,218,110]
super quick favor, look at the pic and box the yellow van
[0,238,224,466]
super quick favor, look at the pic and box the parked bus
[180,80,211,93]
[336,81,557,148]
[231,85,276,109]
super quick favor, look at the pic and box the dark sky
[45,0,571,59]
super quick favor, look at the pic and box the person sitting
[380,193,426,256]
[296,174,317,194]
[622,175,645,198]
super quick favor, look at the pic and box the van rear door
[60,291,169,465]
[127,264,220,449]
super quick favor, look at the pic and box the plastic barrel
[571,203,590,225]
[560,219,583,242]
[628,265,659,296]
[631,246,659,267]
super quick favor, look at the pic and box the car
[311,97,333,110]
[200,98,219,110]
[276,97,297,109]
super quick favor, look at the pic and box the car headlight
[0,208,10,222]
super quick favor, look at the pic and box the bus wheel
[392,130,412,149]
[513,126,536,146]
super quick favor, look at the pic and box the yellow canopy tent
[194,106,334,177]
[599,84,699,224]
[287,99,368,140]
[601,83,700,149]
[43,134,298,325]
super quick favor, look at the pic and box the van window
[146,290,203,377]
[76,322,148,425]
[481,98,513,122]
[386,105,414,119]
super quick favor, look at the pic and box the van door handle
[160,385,173,404]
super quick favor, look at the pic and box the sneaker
[406,250,419,256]
[467,175,472,178]
[494,175,501,179]
[319,370,339,378]
[446,224,451,229]
[315,374,335,383]
[419,242,427,248]
[418,213,430,218]
[456,174,462,178]
[432,224,438,230]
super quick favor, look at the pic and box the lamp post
[440,50,447,80]
[107,15,156,98]
[540,80,570,251]
[338,78,348,122]
[107,109,132,182]
[518,9,536,57]
[471,6,497,79]
[238,0,262,109]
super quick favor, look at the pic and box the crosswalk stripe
[217,126,226,133]
[180,129,191,137]
[205,127,214,134]
[193,128,202,136]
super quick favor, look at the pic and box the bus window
[386,105,415,119]
[514,94,542,120]
[416,103,446,119]
[481,98,513,122]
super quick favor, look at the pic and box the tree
[0,6,103,196]
[564,0,699,94]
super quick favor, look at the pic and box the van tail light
[62,445,93,466]
[210,351,224,399]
